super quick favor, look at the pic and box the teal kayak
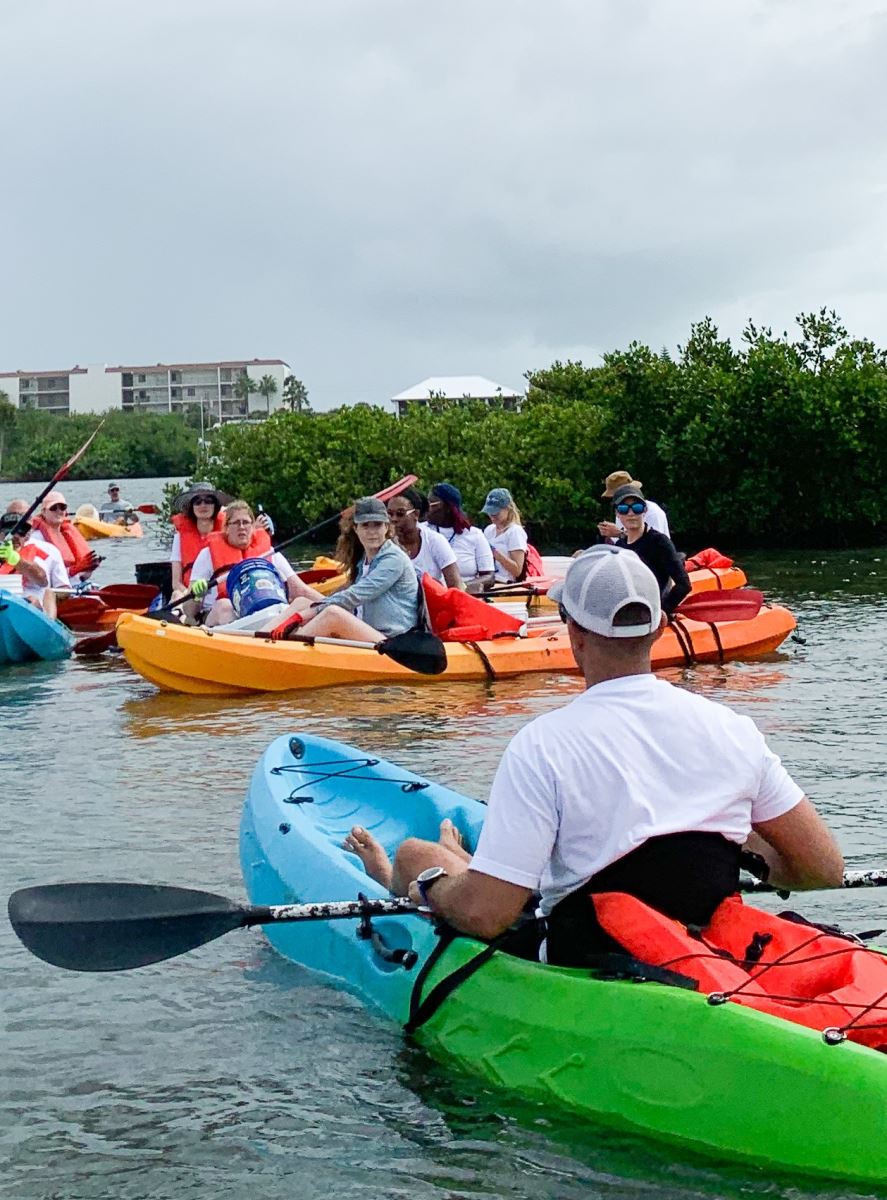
[240,734,887,1185]
[0,590,75,665]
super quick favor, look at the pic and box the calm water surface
[2,479,886,1199]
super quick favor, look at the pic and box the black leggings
[543,832,742,968]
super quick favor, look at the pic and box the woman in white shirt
[481,487,528,582]
[425,482,494,592]
[386,488,463,588]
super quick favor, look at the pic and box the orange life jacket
[421,575,524,643]
[206,528,274,599]
[172,511,226,585]
[593,891,887,1052]
[0,541,49,577]
[686,547,734,571]
[30,515,92,569]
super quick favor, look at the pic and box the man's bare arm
[748,797,844,890]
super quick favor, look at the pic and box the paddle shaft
[9,872,887,972]
[2,420,106,543]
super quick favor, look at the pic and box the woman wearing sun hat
[169,481,232,598]
[481,487,529,582]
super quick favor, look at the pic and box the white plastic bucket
[0,573,24,595]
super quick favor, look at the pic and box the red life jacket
[685,547,734,571]
[593,892,887,1052]
[523,542,545,579]
[172,511,226,585]
[421,575,524,643]
[30,515,92,569]
[0,541,49,577]
[206,528,274,599]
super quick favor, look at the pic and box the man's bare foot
[438,818,471,862]
[342,825,394,889]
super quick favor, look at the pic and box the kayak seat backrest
[593,892,887,1050]
[593,893,749,993]
[421,575,523,642]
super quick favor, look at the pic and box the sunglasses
[387,506,414,518]
[193,496,216,505]
[615,501,646,515]
[47,503,68,513]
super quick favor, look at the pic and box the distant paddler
[98,482,133,524]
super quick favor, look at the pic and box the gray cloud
[2,0,886,408]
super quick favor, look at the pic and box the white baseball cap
[549,545,661,638]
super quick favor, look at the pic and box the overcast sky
[2,1,885,409]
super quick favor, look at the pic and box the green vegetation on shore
[0,405,199,481]
[203,312,887,548]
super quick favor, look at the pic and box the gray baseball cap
[549,545,661,637]
[352,496,390,524]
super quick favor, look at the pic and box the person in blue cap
[425,482,494,592]
[481,487,528,582]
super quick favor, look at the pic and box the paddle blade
[135,504,158,514]
[73,630,119,655]
[676,588,764,623]
[98,583,160,608]
[8,883,248,972]
[378,630,448,675]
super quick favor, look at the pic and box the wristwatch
[416,866,448,906]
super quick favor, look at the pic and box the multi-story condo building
[0,358,291,420]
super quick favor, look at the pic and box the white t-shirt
[407,526,457,583]
[471,674,804,916]
[27,530,76,588]
[425,523,494,581]
[190,546,295,611]
[617,498,670,537]
[484,522,528,582]
[18,538,70,602]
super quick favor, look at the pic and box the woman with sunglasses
[386,487,464,589]
[169,482,231,600]
[425,482,494,593]
[29,490,98,583]
[611,483,690,615]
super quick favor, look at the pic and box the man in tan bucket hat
[599,471,670,539]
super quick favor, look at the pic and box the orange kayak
[116,604,796,697]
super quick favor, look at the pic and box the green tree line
[200,311,887,549]
[0,405,199,481]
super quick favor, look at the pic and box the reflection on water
[3,493,887,1200]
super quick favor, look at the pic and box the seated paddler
[187,501,311,629]
[266,496,420,643]
[343,546,844,965]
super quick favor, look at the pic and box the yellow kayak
[73,514,143,540]
[116,605,796,697]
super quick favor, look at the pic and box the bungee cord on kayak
[271,753,431,801]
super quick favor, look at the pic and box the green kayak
[240,734,887,1185]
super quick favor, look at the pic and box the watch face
[418,867,444,883]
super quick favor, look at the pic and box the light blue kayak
[240,733,887,1185]
[0,590,76,665]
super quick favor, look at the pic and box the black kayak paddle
[7,883,420,972]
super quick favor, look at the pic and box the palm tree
[283,374,310,413]
[257,374,278,416]
[233,371,258,416]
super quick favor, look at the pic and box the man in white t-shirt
[1,501,71,617]
[345,546,843,964]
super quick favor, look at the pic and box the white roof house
[391,375,522,415]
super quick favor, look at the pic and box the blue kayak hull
[0,591,75,665]
[239,733,484,1022]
